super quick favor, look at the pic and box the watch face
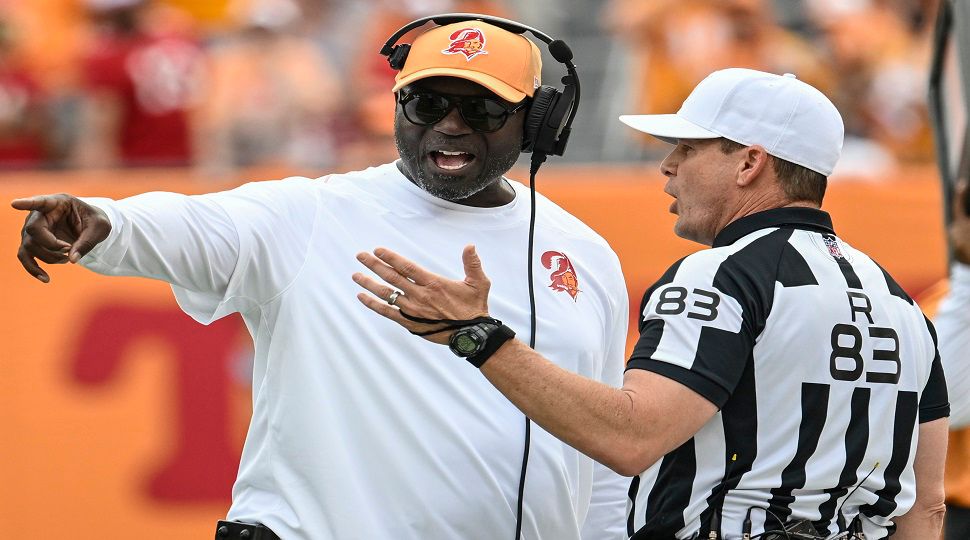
[450,323,494,357]
[454,332,481,355]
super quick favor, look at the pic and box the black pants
[945,503,970,540]
[214,520,281,540]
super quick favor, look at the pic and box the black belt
[214,520,281,540]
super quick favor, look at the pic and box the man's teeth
[433,150,473,170]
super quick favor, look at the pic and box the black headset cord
[396,152,545,539]
[512,152,546,539]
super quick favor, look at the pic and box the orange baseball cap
[392,21,543,103]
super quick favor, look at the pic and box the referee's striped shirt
[626,207,949,539]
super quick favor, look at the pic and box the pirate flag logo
[441,27,488,61]
[542,251,581,301]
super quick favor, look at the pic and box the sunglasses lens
[460,98,508,132]
[404,94,449,125]
[400,92,516,132]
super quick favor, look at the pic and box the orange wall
[0,165,947,537]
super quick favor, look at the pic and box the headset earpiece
[522,86,558,153]
[522,81,576,156]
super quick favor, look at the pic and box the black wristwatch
[448,318,515,368]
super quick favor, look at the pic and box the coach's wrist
[466,324,515,368]
[448,320,516,368]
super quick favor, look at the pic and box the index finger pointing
[11,196,59,212]
[372,247,435,286]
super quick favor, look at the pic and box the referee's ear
[736,144,771,188]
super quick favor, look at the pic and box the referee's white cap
[619,68,845,176]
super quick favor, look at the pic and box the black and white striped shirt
[626,207,949,540]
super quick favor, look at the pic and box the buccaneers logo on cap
[442,27,488,61]
[542,251,581,301]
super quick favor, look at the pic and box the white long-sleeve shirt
[935,262,970,428]
[80,162,630,540]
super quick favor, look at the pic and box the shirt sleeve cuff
[625,358,729,408]
[77,197,125,268]
[919,402,950,423]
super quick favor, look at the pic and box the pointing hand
[11,194,111,283]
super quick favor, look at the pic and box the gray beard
[414,172,493,201]
[396,141,520,203]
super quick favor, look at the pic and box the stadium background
[0,0,958,537]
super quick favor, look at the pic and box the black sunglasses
[397,91,529,133]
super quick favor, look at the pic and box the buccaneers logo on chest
[541,251,581,301]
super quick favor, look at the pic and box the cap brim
[618,114,720,144]
[392,68,528,103]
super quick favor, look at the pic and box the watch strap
[467,324,516,368]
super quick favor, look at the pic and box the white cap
[619,68,844,176]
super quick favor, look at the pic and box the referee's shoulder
[670,240,759,276]
[647,247,730,292]
[649,231,794,296]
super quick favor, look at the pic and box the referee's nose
[660,146,680,178]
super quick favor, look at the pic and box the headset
[381,13,582,540]
[379,13,581,162]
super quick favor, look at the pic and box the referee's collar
[713,207,835,248]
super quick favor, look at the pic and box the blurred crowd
[605,0,940,174]
[0,0,942,175]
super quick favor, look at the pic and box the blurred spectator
[603,0,830,155]
[0,17,50,168]
[72,0,205,168]
[0,0,944,171]
[808,0,937,165]
[293,0,379,75]
[195,0,340,174]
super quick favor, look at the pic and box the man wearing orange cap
[11,16,628,540]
